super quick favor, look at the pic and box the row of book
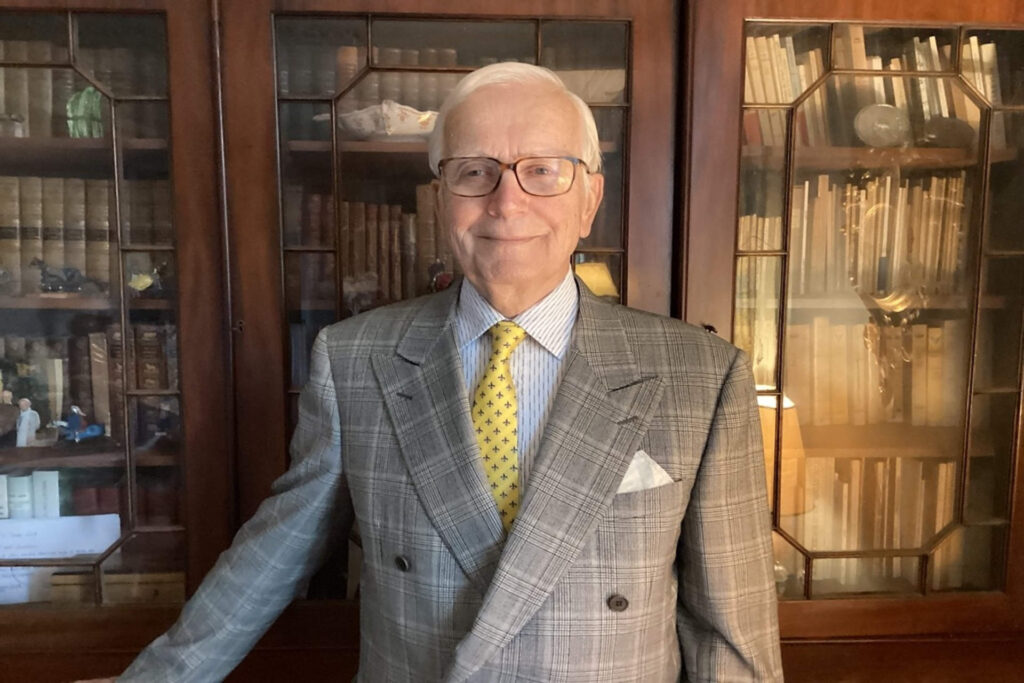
[0,176,171,295]
[738,170,970,297]
[783,318,968,428]
[0,323,179,439]
[795,456,965,591]
[0,471,177,524]
[282,184,456,314]
[744,27,1009,148]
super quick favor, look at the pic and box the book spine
[31,470,60,519]
[134,324,168,391]
[389,204,402,302]
[27,45,54,139]
[7,474,33,519]
[107,326,126,442]
[401,213,417,300]
[41,177,65,270]
[19,176,43,294]
[63,178,87,274]
[0,176,21,296]
[85,180,112,288]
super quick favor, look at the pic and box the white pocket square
[616,449,674,494]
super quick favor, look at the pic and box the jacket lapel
[372,287,506,596]
[447,284,664,681]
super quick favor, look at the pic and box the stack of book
[1,323,179,439]
[783,318,968,428]
[282,182,456,313]
[798,454,963,591]
[0,176,127,295]
[787,171,969,297]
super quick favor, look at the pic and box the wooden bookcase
[683,0,1024,680]
[0,1,231,680]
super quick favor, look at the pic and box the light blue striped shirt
[454,270,578,489]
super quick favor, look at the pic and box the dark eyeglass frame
[437,155,590,198]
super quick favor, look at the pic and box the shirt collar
[455,269,578,359]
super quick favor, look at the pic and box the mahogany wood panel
[781,635,1024,682]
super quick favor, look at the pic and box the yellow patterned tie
[472,321,527,533]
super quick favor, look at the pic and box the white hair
[427,61,602,176]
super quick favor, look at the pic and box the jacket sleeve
[119,329,353,682]
[676,347,784,682]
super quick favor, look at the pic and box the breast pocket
[608,479,691,522]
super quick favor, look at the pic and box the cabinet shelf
[0,137,168,176]
[798,424,969,459]
[0,295,173,311]
[286,139,620,156]
[740,145,1015,171]
[0,444,176,470]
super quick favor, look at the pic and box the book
[41,178,65,271]
[0,175,21,296]
[134,324,168,390]
[7,475,33,519]
[910,324,928,426]
[19,177,43,294]
[88,331,111,435]
[63,179,87,275]
[84,180,112,287]
[389,205,402,303]
[925,326,944,426]
[27,43,54,139]
[811,316,831,425]
[31,471,60,519]
[830,323,850,425]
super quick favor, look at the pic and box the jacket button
[607,594,629,612]
[394,555,411,572]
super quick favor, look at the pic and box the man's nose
[486,168,528,217]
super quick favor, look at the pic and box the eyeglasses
[438,156,588,198]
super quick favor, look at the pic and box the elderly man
[112,62,782,682]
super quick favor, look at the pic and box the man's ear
[579,172,605,239]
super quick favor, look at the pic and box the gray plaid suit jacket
[121,280,783,682]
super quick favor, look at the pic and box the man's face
[438,82,604,299]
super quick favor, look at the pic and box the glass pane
[797,74,982,150]
[833,26,957,73]
[580,107,623,249]
[132,447,180,526]
[540,22,627,104]
[0,12,69,63]
[572,252,621,303]
[757,398,778,511]
[772,532,806,600]
[76,14,167,97]
[967,394,1017,522]
[738,122,786,251]
[127,320,178,393]
[8,565,93,605]
[734,256,781,389]
[744,23,830,106]
[963,30,1024,107]
[372,19,535,70]
[285,252,335,390]
[335,71,439,137]
[99,531,184,604]
[987,113,1024,251]
[279,99,330,144]
[124,251,175,305]
[931,524,1006,592]
[274,17,367,97]
[812,554,919,596]
[974,257,1024,392]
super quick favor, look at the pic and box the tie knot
[489,321,526,360]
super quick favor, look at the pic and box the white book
[31,471,60,519]
[830,323,850,425]
[27,43,54,139]
[850,323,867,426]
[910,324,928,426]
[942,319,968,427]
[7,475,33,519]
[811,316,831,425]
[0,474,7,519]
[979,42,1007,147]
[927,36,949,118]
